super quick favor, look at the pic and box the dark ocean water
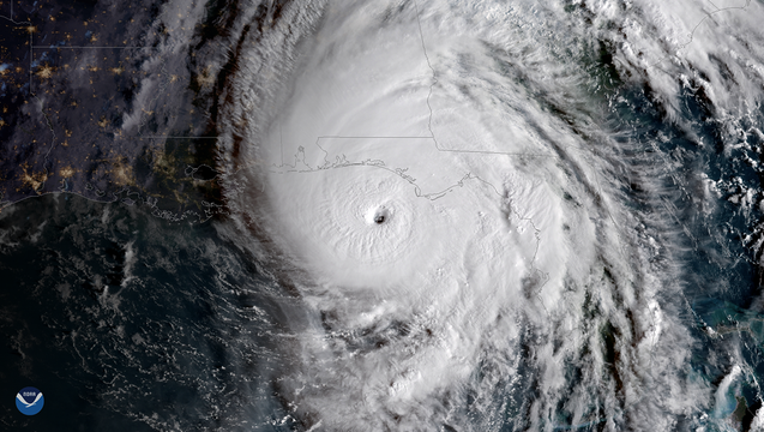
[0,194,299,431]
[606,84,764,430]
[4,1,764,431]
[3,85,764,429]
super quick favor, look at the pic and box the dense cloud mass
[216,0,764,430]
[4,0,764,430]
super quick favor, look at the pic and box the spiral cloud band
[216,0,764,430]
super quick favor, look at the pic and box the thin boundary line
[138,136,219,139]
[32,45,152,49]
[0,2,213,206]
[316,136,551,157]
[0,1,29,25]
[268,1,556,197]
[316,135,430,139]
[645,0,752,70]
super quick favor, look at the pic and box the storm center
[366,205,391,226]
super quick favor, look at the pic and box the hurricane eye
[370,206,390,225]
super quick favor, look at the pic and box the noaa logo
[15,387,44,416]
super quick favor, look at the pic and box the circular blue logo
[15,387,44,416]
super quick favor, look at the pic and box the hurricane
[209,0,764,430]
[3,0,764,430]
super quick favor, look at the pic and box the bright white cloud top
[216,0,764,430]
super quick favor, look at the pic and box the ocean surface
[4,0,764,431]
[0,194,296,430]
